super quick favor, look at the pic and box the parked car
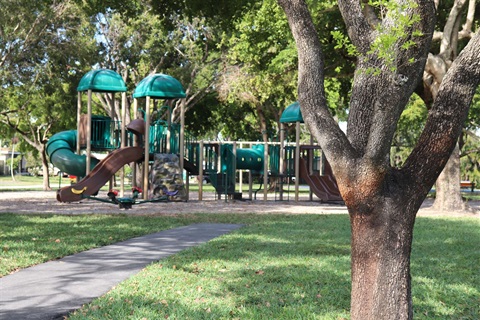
[31,165,67,177]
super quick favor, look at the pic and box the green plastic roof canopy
[280,101,304,123]
[133,74,186,99]
[77,69,127,93]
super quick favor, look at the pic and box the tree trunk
[349,195,417,320]
[277,1,479,320]
[432,144,465,211]
[10,142,16,182]
[423,50,465,212]
[41,148,51,191]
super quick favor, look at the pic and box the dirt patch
[0,190,478,218]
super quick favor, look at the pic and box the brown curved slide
[299,157,343,202]
[57,147,144,202]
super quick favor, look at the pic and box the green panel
[91,116,121,150]
[280,101,304,123]
[77,69,127,93]
[236,145,264,172]
[133,74,186,99]
[269,145,280,175]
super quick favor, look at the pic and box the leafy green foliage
[218,0,352,139]
[0,0,96,149]
[93,6,224,126]
[459,89,480,186]
[460,133,480,186]
[150,0,257,30]
[391,95,427,167]
[361,0,423,73]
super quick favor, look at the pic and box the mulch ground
[0,190,478,217]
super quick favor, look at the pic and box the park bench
[460,181,475,192]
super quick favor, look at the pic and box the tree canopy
[0,0,97,188]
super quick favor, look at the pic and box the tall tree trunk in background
[422,58,464,209]
[433,144,465,210]
[420,0,476,211]
[41,148,51,191]
[10,141,16,182]
[423,53,465,211]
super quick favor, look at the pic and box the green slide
[46,130,99,177]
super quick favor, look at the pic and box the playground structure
[47,69,342,207]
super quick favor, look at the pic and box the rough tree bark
[277,0,480,319]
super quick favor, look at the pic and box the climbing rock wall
[149,153,187,201]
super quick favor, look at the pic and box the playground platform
[0,223,243,320]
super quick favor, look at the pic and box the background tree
[90,4,225,130]
[391,95,428,166]
[219,0,351,141]
[460,88,480,186]
[418,0,478,211]
[0,0,96,189]
[277,1,480,320]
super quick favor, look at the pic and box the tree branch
[440,0,468,59]
[277,0,355,167]
[461,0,476,36]
[337,0,374,54]
[403,31,480,192]
[361,0,382,28]
[461,148,480,158]
[346,0,435,162]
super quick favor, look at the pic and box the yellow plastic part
[71,187,87,195]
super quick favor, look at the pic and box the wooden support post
[180,100,186,200]
[109,93,115,192]
[238,142,243,194]
[143,96,151,200]
[233,141,237,197]
[248,171,253,200]
[132,99,138,188]
[279,123,285,201]
[86,90,92,176]
[263,140,268,201]
[295,121,300,202]
[120,92,126,196]
[76,92,81,155]
[198,141,204,201]
[166,103,171,153]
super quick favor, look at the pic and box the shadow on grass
[3,213,477,319]
[70,215,479,320]
[0,213,190,275]
[69,215,353,319]
[411,217,479,319]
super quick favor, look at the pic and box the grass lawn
[0,175,71,189]
[0,213,478,319]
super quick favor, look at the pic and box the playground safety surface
[0,190,478,216]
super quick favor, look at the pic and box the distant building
[0,148,25,175]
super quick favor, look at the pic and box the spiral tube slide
[46,130,99,177]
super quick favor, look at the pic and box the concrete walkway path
[0,223,243,320]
